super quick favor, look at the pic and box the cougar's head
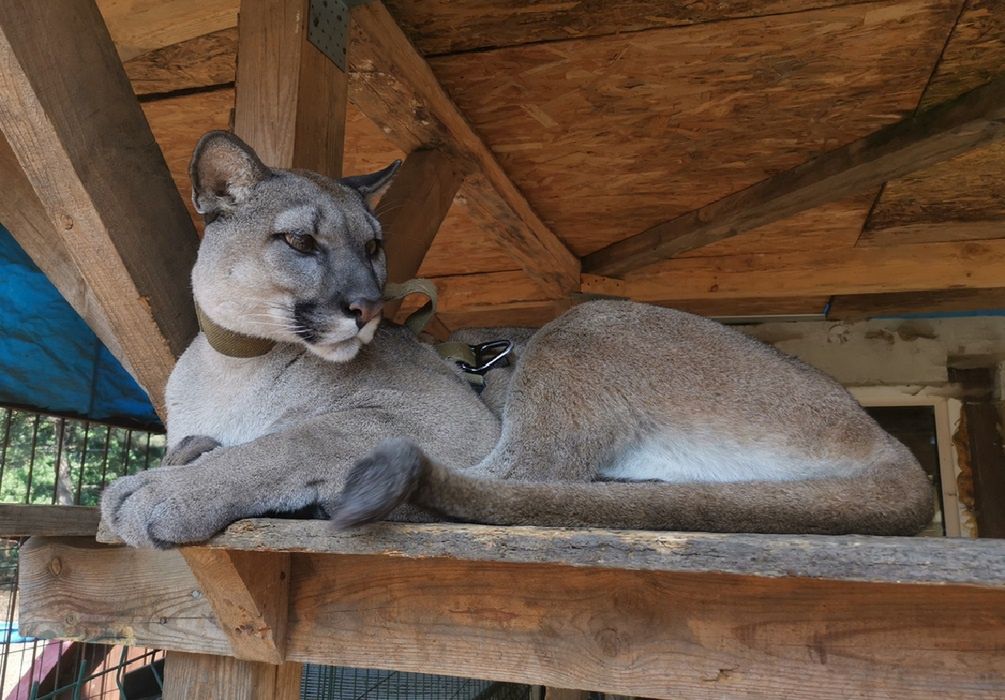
[189,131,400,362]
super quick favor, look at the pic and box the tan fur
[100,132,933,548]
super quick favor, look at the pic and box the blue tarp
[0,225,161,429]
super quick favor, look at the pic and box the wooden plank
[20,539,1005,699]
[583,75,1005,276]
[581,239,1005,302]
[828,288,1005,320]
[544,689,589,700]
[0,505,99,537]
[234,0,346,176]
[124,28,238,96]
[380,149,466,312]
[180,549,291,664]
[163,652,301,700]
[19,538,232,656]
[383,0,866,56]
[96,0,238,62]
[348,2,580,297]
[0,0,200,416]
[95,519,1005,588]
[964,402,1005,538]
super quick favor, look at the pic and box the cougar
[101,131,934,547]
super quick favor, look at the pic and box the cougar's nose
[347,298,383,328]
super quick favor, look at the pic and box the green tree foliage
[0,407,165,506]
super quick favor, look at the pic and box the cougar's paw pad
[328,438,425,529]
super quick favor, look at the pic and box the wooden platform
[16,518,1005,699]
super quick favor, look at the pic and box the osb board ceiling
[427,0,959,257]
[105,0,1005,325]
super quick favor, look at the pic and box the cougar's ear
[189,131,270,220]
[339,160,401,205]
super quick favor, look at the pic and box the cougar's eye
[365,239,382,257]
[283,232,318,254]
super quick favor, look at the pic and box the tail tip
[326,437,426,529]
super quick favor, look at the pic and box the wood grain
[0,505,99,537]
[583,75,1005,275]
[141,88,235,233]
[380,149,466,287]
[0,0,200,416]
[383,0,868,56]
[95,519,1005,587]
[582,239,1005,301]
[348,2,580,296]
[124,28,237,96]
[164,653,301,700]
[180,549,291,664]
[428,0,959,257]
[19,538,231,655]
[0,133,127,366]
[96,0,238,62]
[865,1,1005,251]
[235,0,346,176]
[827,288,1005,320]
[20,537,1005,698]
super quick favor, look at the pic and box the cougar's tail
[328,438,934,536]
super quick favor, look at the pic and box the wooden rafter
[0,0,199,416]
[582,239,1005,303]
[827,288,1005,321]
[347,2,579,297]
[583,75,1005,277]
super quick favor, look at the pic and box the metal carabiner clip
[458,339,514,375]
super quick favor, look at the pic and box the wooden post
[163,652,302,700]
[234,0,347,176]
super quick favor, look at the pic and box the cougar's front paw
[327,437,426,529]
[101,469,229,548]
[162,435,221,465]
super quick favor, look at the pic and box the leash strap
[383,278,438,335]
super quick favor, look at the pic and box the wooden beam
[95,519,1005,587]
[827,288,1005,321]
[164,652,301,700]
[20,536,1005,699]
[380,149,465,319]
[348,2,580,297]
[0,0,200,416]
[583,75,1005,277]
[857,220,1005,246]
[0,505,99,537]
[581,239,1005,302]
[0,134,127,368]
[180,549,291,664]
[234,0,346,175]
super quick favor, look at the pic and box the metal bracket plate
[307,0,370,71]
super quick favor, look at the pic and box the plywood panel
[865,1,1005,243]
[141,88,234,232]
[677,195,873,258]
[428,0,960,256]
[383,0,868,56]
